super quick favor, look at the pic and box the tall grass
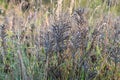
[0,0,120,80]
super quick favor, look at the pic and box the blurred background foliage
[0,0,119,17]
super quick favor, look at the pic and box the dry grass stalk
[69,0,75,14]
[17,39,28,80]
[56,0,63,19]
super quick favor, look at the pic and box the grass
[0,0,120,80]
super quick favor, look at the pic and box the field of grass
[0,0,120,80]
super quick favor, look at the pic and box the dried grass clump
[39,7,120,79]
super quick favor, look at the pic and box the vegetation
[0,0,120,80]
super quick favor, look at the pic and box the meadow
[0,0,120,80]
